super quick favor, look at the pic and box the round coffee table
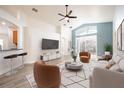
[65,62,86,79]
[65,62,83,70]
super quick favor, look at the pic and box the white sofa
[90,55,124,88]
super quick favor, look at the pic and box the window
[76,25,97,36]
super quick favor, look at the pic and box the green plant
[71,50,77,62]
[104,43,112,52]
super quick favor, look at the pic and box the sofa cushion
[119,59,124,72]
[109,64,123,72]
[95,61,108,69]
[108,59,115,65]
[112,55,121,64]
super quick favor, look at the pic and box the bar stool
[18,52,27,67]
[4,54,18,75]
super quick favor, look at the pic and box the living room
[0,2,124,89]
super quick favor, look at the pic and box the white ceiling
[0,17,17,29]
[0,5,115,29]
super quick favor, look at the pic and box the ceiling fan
[58,5,77,22]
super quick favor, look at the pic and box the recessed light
[1,22,6,25]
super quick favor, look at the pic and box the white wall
[60,26,72,56]
[0,26,9,49]
[0,34,9,49]
[24,17,61,63]
[0,26,17,49]
[113,6,124,57]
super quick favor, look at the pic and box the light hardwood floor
[0,56,71,88]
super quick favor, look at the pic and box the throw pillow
[105,59,115,69]
[109,64,123,72]
[108,59,115,65]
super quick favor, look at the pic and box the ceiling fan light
[65,17,69,20]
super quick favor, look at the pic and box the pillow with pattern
[106,59,115,69]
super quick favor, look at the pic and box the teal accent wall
[72,22,113,56]
[97,22,113,55]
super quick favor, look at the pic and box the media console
[40,50,61,61]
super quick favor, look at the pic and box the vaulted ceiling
[0,5,115,29]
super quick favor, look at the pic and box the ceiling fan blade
[65,5,68,15]
[59,17,65,21]
[68,16,77,18]
[58,13,65,17]
[68,10,72,15]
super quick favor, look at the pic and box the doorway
[13,31,18,46]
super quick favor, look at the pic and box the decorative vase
[105,51,110,55]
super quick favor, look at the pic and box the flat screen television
[42,39,59,49]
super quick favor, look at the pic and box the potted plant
[104,43,112,55]
[71,49,77,62]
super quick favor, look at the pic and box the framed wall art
[117,24,122,50]
[122,19,124,51]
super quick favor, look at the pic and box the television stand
[40,50,61,61]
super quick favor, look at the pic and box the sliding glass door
[74,25,97,60]
[76,35,97,59]
[76,35,97,53]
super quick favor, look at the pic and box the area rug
[25,63,93,88]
